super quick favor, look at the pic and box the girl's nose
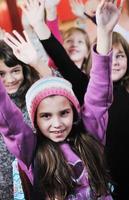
[112,55,119,66]
[52,117,62,128]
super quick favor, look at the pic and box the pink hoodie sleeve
[0,80,36,167]
[46,17,63,68]
[82,46,113,145]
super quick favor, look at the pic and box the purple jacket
[0,47,113,198]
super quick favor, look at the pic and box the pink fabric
[30,87,80,124]
[0,47,113,195]
[46,17,63,69]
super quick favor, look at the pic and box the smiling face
[112,43,128,82]
[63,30,88,69]
[36,95,74,142]
[0,60,24,94]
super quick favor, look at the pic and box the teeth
[57,130,63,133]
[112,69,119,72]
[53,130,64,134]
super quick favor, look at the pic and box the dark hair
[63,27,91,75]
[112,32,129,90]
[33,106,111,199]
[0,40,39,108]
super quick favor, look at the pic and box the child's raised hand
[69,0,86,19]
[4,30,39,67]
[96,0,124,33]
[21,0,45,27]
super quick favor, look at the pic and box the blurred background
[0,0,84,33]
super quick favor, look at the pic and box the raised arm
[21,0,89,105]
[45,0,63,68]
[82,0,123,144]
[45,0,63,43]
[0,79,36,167]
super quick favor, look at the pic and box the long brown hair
[33,109,111,199]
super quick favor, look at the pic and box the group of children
[0,0,128,199]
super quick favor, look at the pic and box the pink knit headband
[26,77,80,125]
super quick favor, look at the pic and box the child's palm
[13,42,38,66]
[96,1,121,32]
[21,0,44,27]
[4,30,38,66]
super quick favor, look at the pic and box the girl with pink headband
[0,0,124,199]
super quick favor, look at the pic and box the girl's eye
[0,72,5,77]
[116,54,125,59]
[60,110,70,117]
[78,40,84,44]
[13,69,21,74]
[65,39,72,43]
[40,113,51,120]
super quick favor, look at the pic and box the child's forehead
[37,95,73,111]
[113,42,125,52]
[64,31,86,41]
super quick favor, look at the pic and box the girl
[105,32,129,200]
[45,0,92,74]
[0,39,39,200]
[0,28,52,199]
[63,27,91,74]
[0,65,113,199]
[0,0,119,198]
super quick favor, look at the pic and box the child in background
[63,27,91,74]
[105,32,129,200]
[45,0,92,74]
[0,39,39,200]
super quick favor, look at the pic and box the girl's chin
[7,89,18,94]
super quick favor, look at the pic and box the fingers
[20,2,29,15]
[22,0,30,11]
[97,0,106,11]
[4,32,20,48]
[12,30,25,44]
[4,33,18,51]
[22,30,31,44]
[4,30,28,53]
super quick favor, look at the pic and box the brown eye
[13,69,21,74]
[60,110,70,117]
[0,72,5,77]
[40,113,51,120]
